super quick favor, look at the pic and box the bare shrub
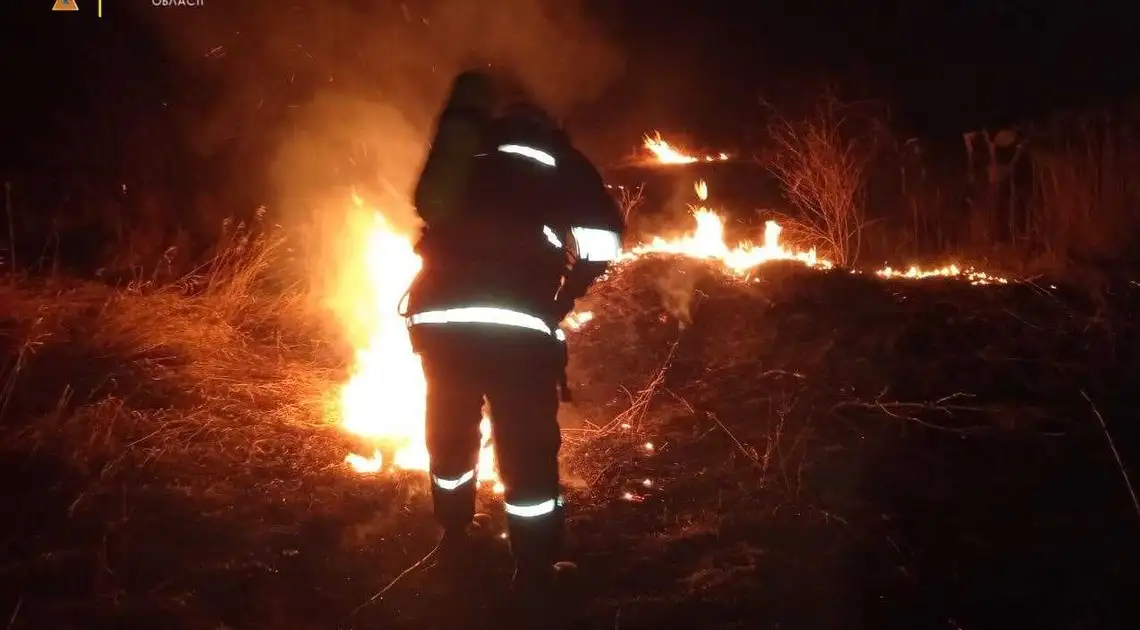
[617,182,646,224]
[762,92,886,266]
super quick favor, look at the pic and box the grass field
[1,246,1138,629]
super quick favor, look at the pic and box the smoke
[133,1,624,328]
[137,0,624,205]
[655,265,697,328]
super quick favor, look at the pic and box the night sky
[3,0,1139,205]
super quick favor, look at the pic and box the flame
[338,193,500,490]
[643,132,730,165]
[875,265,1006,284]
[337,137,1007,477]
[627,179,832,271]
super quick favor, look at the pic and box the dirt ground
[1,259,1138,630]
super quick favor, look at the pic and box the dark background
[2,0,1139,261]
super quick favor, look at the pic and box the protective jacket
[404,115,624,347]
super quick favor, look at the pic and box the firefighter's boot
[434,512,495,574]
[505,506,577,628]
[508,561,579,630]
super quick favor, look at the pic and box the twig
[6,594,21,630]
[347,538,442,618]
[831,391,992,434]
[709,412,762,469]
[664,388,694,413]
[604,339,680,433]
[1081,390,1140,526]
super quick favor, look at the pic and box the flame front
[338,195,500,490]
[643,132,730,164]
[627,179,831,271]
[336,134,1006,478]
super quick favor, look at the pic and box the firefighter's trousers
[417,324,565,573]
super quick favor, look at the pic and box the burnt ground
[1,259,1138,630]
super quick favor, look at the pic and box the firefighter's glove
[544,297,575,332]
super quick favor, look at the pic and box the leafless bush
[762,92,886,266]
[617,183,645,223]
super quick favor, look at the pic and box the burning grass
[1,230,1139,628]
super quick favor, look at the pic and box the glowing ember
[877,265,1007,285]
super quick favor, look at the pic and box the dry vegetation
[0,219,378,629]
[4,227,1137,628]
[762,92,885,266]
[566,257,1140,629]
[2,97,1140,630]
[757,94,1140,291]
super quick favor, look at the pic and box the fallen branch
[347,538,442,619]
[708,411,765,472]
[1081,390,1140,527]
[600,338,681,434]
[831,391,994,433]
[6,594,22,630]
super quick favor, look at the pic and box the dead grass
[559,255,1140,627]
[0,218,355,503]
[0,220,454,629]
[1,230,1139,628]
[1024,110,1140,269]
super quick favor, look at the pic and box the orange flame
[643,132,729,164]
[338,194,502,492]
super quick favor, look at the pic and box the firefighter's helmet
[499,101,567,148]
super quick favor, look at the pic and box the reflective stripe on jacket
[406,305,567,342]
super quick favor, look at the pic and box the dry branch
[1082,390,1140,526]
[831,391,996,434]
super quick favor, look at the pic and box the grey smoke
[136,0,625,215]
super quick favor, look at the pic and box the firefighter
[404,72,624,602]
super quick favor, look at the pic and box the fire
[338,194,500,490]
[643,132,730,164]
[336,135,1007,478]
[876,265,1006,284]
[627,180,831,271]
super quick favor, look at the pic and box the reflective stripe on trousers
[432,469,476,491]
[434,470,564,518]
[504,495,565,518]
[407,306,566,341]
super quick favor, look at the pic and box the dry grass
[0,217,355,505]
[1,217,1139,628]
[1024,110,1140,268]
[758,93,1140,297]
